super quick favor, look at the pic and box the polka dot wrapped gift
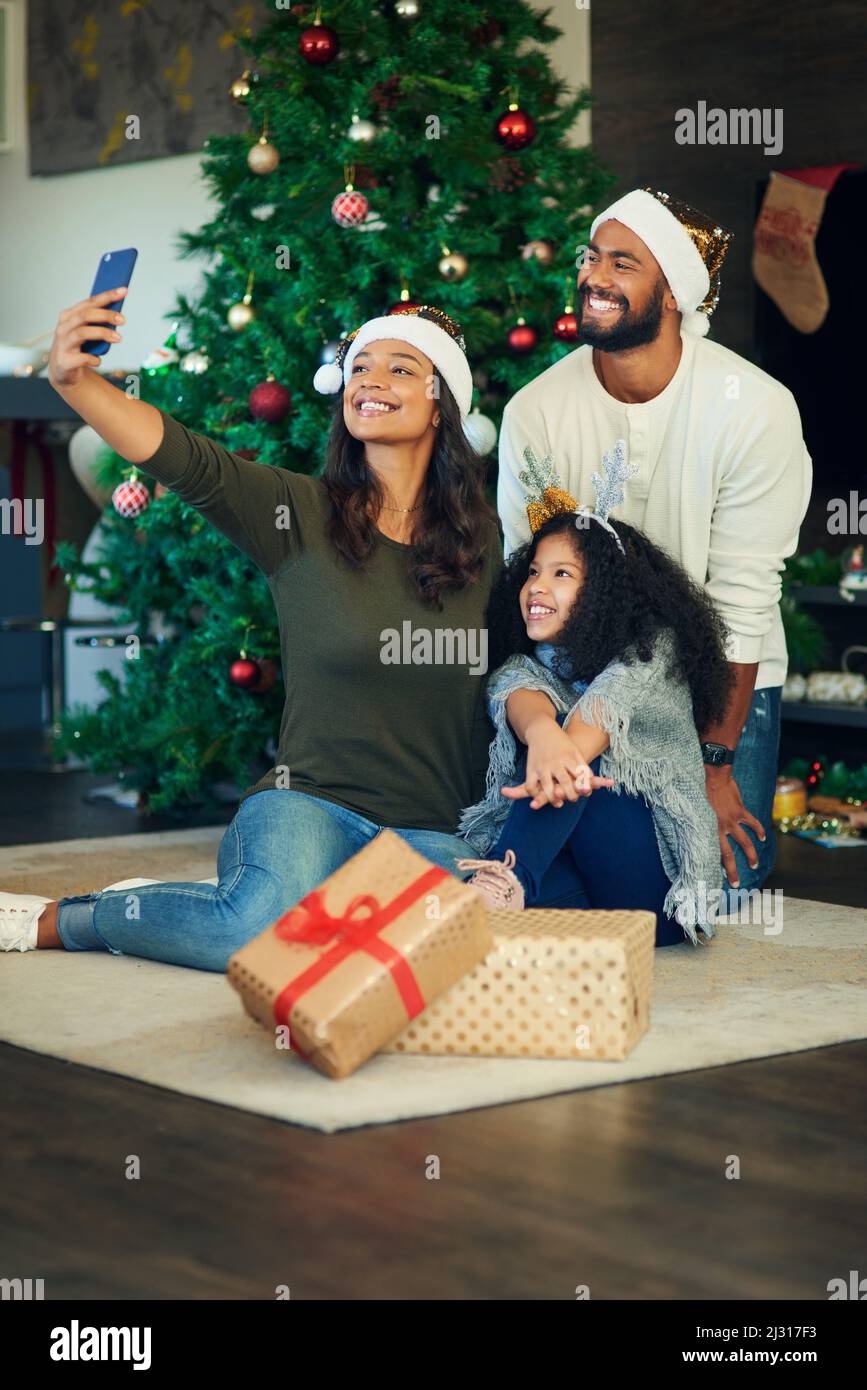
[382,909,656,1062]
[227,830,492,1080]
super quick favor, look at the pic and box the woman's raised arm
[48,286,294,578]
[48,287,165,462]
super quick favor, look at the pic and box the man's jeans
[719,685,782,908]
[56,790,474,973]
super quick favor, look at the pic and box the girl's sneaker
[456,849,525,911]
[0,892,52,952]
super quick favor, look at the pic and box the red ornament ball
[249,378,292,423]
[495,107,536,151]
[387,301,421,314]
[507,322,538,354]
[112,478,150,518]
[332,189,369,227]
[299,23,339,65]
[229,657,260,690]
[553,312,580,342]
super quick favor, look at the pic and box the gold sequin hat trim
[335,305,467,365]
[644,188,733,319]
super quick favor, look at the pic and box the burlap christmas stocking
[752,171,829,333]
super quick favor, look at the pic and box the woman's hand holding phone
[48,287,127,388]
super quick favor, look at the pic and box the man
[498,187,812,897]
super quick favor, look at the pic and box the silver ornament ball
[180,349,209,374]
[348,116,377,142]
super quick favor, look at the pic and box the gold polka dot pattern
[381,909,656,1061]
[227,829,493,1079]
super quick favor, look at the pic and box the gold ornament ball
[522,239,554,265]
[438,252,469,281]
[230,72,252,104]
[247,139,279,175]
[227,300,256,330]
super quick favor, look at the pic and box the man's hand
[502,717,613,810]
[705,765,766,886]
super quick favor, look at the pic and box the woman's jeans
[488,757,686,948]
[56,790,475,973]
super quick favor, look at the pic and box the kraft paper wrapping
[227,829,492,1079]
[382,909,656,1061]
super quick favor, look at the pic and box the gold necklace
[380,502,423,512]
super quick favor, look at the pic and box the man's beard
[579,277,665,351]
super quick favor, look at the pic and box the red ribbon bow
[272,866,448,1054]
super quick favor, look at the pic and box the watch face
[703,743,729,765]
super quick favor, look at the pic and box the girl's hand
[502,721,614,809]
[48,287,127,388]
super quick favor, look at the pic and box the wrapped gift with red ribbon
[227,829,492,1079]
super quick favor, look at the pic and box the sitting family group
[3,186,812,968]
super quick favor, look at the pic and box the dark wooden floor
[2,1040,865,1300]
[1,760,866,1300]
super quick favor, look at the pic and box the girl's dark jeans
[488,754,686,948]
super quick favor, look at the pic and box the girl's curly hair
[487,512,734,733]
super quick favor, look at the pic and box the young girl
[457,443,735,946]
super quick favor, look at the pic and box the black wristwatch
[701,741,736,767]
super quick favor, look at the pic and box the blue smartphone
[81,248,138,356]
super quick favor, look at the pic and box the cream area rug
[1,829,866,1133]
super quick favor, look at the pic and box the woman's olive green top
[138,408,503,832]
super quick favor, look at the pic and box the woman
[0,290,501,970]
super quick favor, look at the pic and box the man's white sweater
[497,332,812,690]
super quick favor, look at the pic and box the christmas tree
[54,0,613,812]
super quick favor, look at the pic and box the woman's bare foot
[37,901,63,948]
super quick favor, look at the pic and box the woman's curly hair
[487,512,734,733]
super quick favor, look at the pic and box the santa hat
[314,304,487,445]
[590,188,733,337]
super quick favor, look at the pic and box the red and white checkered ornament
[331,188,369,227]
[112,475,150,518]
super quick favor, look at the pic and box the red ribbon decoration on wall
[272,865,449,1054]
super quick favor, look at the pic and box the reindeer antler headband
[519,439,637,555]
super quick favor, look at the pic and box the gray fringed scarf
[457,630,721,943]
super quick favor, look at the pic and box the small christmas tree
[55,1,614,811]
